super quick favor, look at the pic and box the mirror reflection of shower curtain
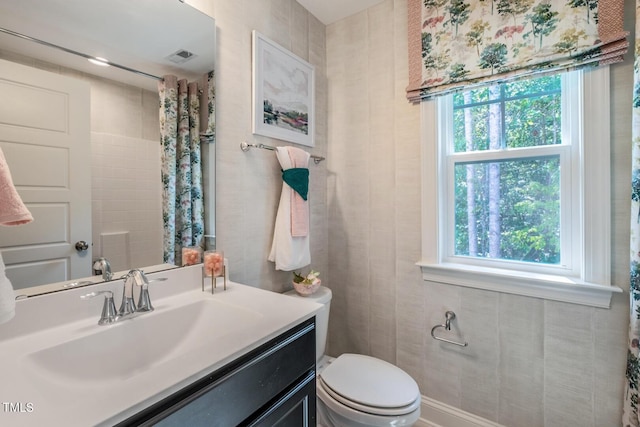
[159,75,205,264]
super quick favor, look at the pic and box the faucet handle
[136,287,153,312]
[136,277,166,313]
[81,290,117,325]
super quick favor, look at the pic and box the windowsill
[417,261,622,308]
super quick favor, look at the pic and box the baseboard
[415,396,505,427]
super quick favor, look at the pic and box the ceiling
[296,0,386,25]
[0,0,216,91]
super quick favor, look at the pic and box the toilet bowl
[285,286,421,427]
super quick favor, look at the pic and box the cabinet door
[247,371,316,427]
[120,318,316,427]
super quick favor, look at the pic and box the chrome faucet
[82,269,160,325]
[92,257,113,281]
[118,268,152,316]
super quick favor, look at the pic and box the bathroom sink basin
[0,268,323,427]
[26,298,263,384]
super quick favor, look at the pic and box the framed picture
[252,30,315,147]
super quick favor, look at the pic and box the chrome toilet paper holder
[430,311,468,347]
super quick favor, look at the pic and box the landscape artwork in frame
[252,30,315,147]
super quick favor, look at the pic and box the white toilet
[286,286,421,427]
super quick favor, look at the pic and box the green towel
[282,168,309,201]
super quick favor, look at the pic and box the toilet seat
[319,377,421,417]
[318,354,421,416]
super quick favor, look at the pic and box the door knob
[75,240,89,252]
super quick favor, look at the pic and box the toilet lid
[319,354,419,409]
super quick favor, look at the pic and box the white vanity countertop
[0,268,322,427]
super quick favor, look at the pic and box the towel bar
[240,141,325,164]
[430,311,468,347]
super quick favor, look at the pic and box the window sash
[451,81,563,153]
[445,154,568,272]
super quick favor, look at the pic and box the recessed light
[88,57,110,67]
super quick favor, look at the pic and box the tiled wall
[325,1,632,426]
[88,70,162,271]
[91,133,162,272]
[192,0,329,292]
[0,49,162,271]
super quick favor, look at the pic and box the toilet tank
[285,286,332,363]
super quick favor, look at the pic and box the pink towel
[0,148,33,226]
[287,147,309,237]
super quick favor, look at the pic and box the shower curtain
[624,3,640,425]
[159,75,204,264]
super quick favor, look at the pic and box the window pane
[503,75,561,98]
[454,156,560,265]
[453,102,491,152]
[504,92,561,148]
[453,75,562,153]
[453,85,490,106]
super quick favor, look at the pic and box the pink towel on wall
[287,147,309,237]
[0,148,33,226]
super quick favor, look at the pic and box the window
[419,67,621,308]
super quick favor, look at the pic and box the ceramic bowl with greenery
[292,270,321,296]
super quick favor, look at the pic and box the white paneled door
[0,59,91,289]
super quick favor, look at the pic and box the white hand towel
[0,253,16,325]
[268,147,311,271]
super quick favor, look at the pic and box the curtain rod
[240,141,325,165]
[0,27,164,81]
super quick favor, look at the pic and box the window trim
[418,67,622,308]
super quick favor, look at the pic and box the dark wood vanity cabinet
[117,317,316,427]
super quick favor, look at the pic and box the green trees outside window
[451,75,562,264]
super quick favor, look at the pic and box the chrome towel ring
[430,311,468,347]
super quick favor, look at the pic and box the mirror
[0,0,216,296]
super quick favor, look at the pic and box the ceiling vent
[167,49,197,64]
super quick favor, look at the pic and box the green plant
[293,270,320,285]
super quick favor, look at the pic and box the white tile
[544,301,595,426]
[497,294,544,426]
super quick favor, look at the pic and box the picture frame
[252,30,315,147]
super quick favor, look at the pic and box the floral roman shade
[407,0,628,101]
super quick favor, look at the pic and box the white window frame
[418,67,622,308]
